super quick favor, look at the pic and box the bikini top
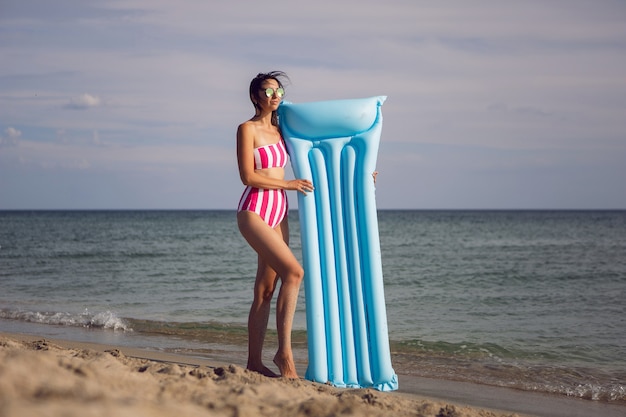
[253,139,288,169]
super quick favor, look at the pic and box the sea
[0,210,624,404]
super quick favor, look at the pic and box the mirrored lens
[264,87,284,98]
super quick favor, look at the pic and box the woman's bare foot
[273,352,299,379]
[247,363,278,378]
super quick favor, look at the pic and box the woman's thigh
[238,211,299,279]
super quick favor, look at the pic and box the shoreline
[2,331,624,417]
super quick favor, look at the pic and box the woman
[236,71,314,378]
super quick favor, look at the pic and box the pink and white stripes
[237,139,289,228]
[238,187,288,229]
[253,140,288,170]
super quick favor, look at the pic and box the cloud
[6,127,22,138]
[0,127,22,146]
[65,93,102,109]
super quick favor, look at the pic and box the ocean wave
[0,308,131,331]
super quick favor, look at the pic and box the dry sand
[1,332,623,417]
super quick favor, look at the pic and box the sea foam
[0,308,131,331]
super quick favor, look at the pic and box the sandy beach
[2,332,624,417]
[0,332,520,417]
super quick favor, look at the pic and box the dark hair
[249,71,289,126]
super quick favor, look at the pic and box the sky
[1,0,625,210]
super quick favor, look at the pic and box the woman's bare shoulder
[238,120,258,135]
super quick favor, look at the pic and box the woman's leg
[271,217,300,378]
[246,255,279,377]
[238,211,303,378]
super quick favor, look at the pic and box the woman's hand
[287,179,314,194]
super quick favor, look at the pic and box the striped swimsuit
[237,139,289,229]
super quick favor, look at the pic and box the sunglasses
[262,87,285,98]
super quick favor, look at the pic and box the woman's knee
[283,264,304,286]
[264,282,278,300]
[254,285,275,304]
[255,275,278,302]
